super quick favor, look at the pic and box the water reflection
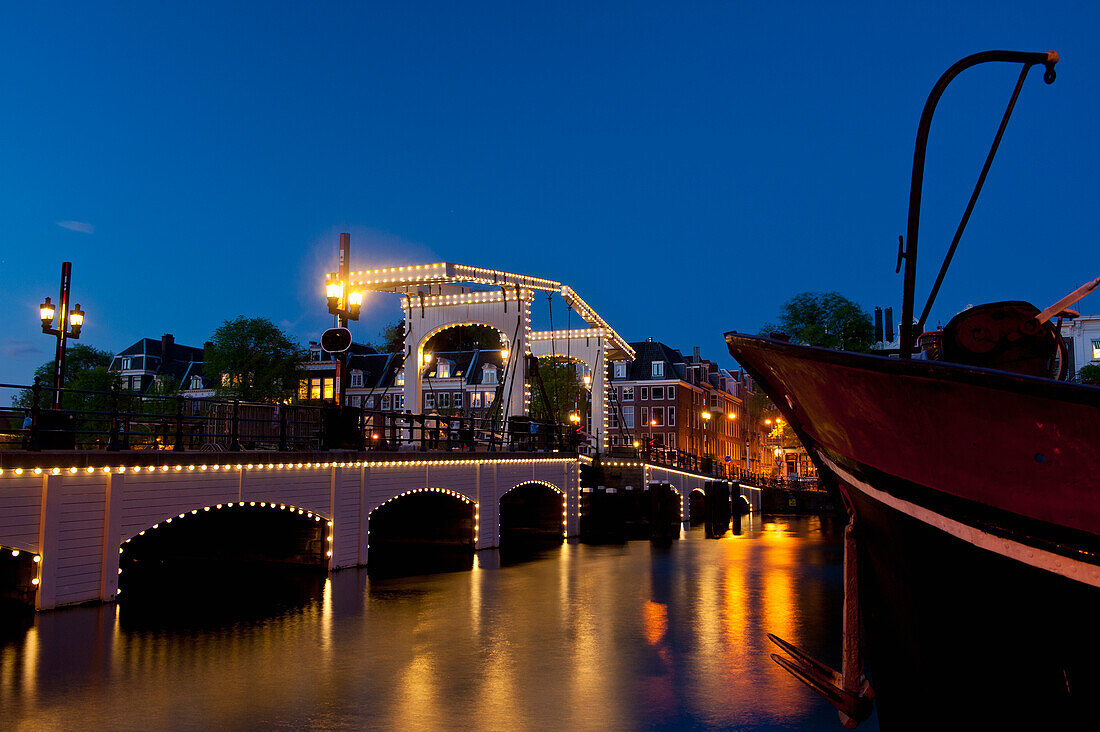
[2,515,876,730]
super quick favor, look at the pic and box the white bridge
[330,262,635,452]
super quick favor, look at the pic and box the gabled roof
[621,340,685,381]
[346,351,403,389]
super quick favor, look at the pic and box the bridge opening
[117,503,328,623]
[499,482,565,555]
[0,545,40,620]
[368,489,475,577]
[648,483,682,542]
[688,489,706,526]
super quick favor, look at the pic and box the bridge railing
[633,447,821,488]
[0,380,573,454]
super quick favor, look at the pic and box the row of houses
[106,332,772,474]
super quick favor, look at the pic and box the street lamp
[39,262,86,409]
[700,410,712,462]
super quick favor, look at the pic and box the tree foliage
[424,324,503,354]
[367,320,406,354]
[762,292,874,352]
[14,344,114,409]
[528,358,587,425]
[205,316,304,403]
[1078,363,1100,385]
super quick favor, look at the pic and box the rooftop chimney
[693,346,701,361]
[874,307,883,344]
[161,333,175,361]
[885,308,895,343]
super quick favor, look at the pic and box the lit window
[652,361,664,377]
[298,380,308,400]
[395,395,404,410]
[425,392,435,409]
[396,371,405,386]
[470,392,482,408]
[190,375,203,390]
[482,365,498,385]
[323,378,334,400]
[1092,339,1100,359]
[438,361,452,378]
[310,379,321,400]
[614,362,626,379]
[622,386,634,401]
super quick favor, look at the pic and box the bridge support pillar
[99,472,123,602]
[36,474,63,611]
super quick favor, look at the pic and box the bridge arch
[1,542,42,607]
[688,487,706,525]
[499,480,567,544]
[117,501,333,601]
[367,488,478,575]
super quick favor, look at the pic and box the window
[310,378,321,400]
[350,370,363,388]
[482,393,491,409]
[190,375,203,390]
[323,378,334,400]
[711,394,718,407]
[298,380,308,400]
[652,386,664,400]
[439,393,451,408]
[366,395,375,409]
[641,387,649,400]
[381,395,390,410]
[348,396,360,407]
[667,386,675,399]
[396,371,405,386]
[221,373,232,387]
[482,365,498,384]
[652,361,664,377]
[640,407,648,426]
[623,406,634,429]
[1093,339,1100,359]
[120,357,131,370]
[668,406,675,426]
[453,392,463,408]
[470,392,482,408]
[622,386,634,401]
[609,410,619,429]
[611,435,619,446]
[651,407,665,426]
[614,362,626,379]
[395,395,404,410]
[425,392,435,409]
[437,360,452,378]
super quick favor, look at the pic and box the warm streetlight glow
[422,352,433,367]
[347,290,363,307]
[727,412,737,420]
[569,412,581,424]
[69,304,84,331]
[650,419,657,426]
[583,373,591,387]
[765,419,773,425]
[701,411,712,421]
[326,281,343,300]
[501,348,510,361]
[39,297,55,325]
[633,440,640,448]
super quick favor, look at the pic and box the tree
[762,292,874,352]
[367,320,406,354]
[205,317,305,403]
[528,358,587,425]
[424,324,503,353]
[14,344,114,409]
[1078,363,1100,385]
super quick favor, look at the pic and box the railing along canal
[0,380,575,455]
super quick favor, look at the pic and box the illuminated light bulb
[188,465,195,471]
[191,510,197,514]
[15,468,22,475]
[326,551,332,557]
[103,467,111,474]
[260,502,266,507]
[212,465,220,471]
[328,521,334,527]
[201,465,208,471]
[86,466,94,474]
[31,578,39,585]
[165,518,172,523]
[139,530,145,535]
[216,504,223,509]
[11,550,19,557]
[50,468,59,475]
[178,513,185,518]
[249,501,256,506]
[174,465,182,471]
[118,568,122,575]
[160,465,168,472]
[203,506,210,512]
[146,466,154,473]
[152,523,159,529]
[267,463,273,469]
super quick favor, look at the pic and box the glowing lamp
[701,411,712,421]
[501,348,510,361]
[727,412,737,420]
[40,297,55,328]
[326,281,343,300]
[69,304,84,330]
[583,374,591,387]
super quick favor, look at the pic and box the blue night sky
[2,2,1098,384]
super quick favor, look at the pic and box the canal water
[1,515,879,730]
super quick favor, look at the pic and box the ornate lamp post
[39,262,85,410]
[325,233,363,405]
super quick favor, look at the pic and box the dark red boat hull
[725,333,1100,726]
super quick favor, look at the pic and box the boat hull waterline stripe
[818,451,1100,589]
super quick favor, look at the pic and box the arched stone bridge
[0,452,578,610]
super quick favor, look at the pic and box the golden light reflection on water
[1,517,849,730]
